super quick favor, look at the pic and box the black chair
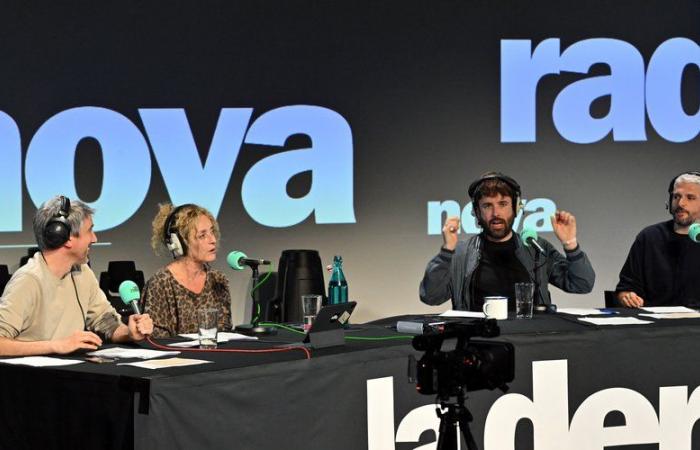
[19,247,40,267]
[604,290,618,308]
[99,261,145,317]
[0,265,11,295]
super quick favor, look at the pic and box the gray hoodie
[419,234,595,310]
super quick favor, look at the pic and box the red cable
[145,335,312,359]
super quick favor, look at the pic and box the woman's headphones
[44,196,72,249]
[163,204,195,258]
[467,172,523,215]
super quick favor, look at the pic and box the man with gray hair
[0,195,153,356]
[616,172,700,307]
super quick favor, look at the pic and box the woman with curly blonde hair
[141,203,232,337]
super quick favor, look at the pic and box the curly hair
[150,203,220,256]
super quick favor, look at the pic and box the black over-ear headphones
[44,196,72,249]
[163,204,195,258]
[667,171,700,213]
[467,172,523,215]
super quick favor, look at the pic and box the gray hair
[32,196,95,250]
[674,173,700,189]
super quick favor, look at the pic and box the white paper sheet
[117,357,212,370]
[0,356,84,367]
[579,317,653,326]
[639,312,700,319]
[88,347,180,359]
[641,306,696,314]
[439,310,486,318]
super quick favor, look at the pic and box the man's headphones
[44,196,72,249]
[163,204,195,258]
[467,172,523,215]
[666,171,700,213]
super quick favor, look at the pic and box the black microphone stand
[533,251,543,309]
[234,262,277,336]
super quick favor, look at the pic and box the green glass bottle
[328,255,348,304]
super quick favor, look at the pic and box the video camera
[410,319,515,398]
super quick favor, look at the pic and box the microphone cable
[70,272,88,331]
[250,261,274,325]
[145,335,311,359]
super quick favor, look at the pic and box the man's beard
[672,206,694,227]
[478,216,515,240]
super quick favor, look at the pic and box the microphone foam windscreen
[118,280,140,304]
[227,251,247,270]
[519,228,538,246]
[689,223,700,243]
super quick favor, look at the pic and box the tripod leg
[437,406,459,450]
[457,406,479,450]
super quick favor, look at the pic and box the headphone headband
[468,173,521,200]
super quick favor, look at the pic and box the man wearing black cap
[616,172,700,308]
[420,172,595,311]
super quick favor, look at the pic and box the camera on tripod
[408,318,515,450]
[411,318,515,397]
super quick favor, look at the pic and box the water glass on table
[302,294,323,331]
[515,283,535,319]
[198,308,219,349]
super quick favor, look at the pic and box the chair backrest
[99,261,145,316]
[19,247,40,268]
[0,265,11,295]
[104,261,140,293]
[256,271,279,322]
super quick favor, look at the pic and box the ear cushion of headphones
[164,204,195,258]
[166,232,185,258]
[44,219,71,249]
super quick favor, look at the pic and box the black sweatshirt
[616,220,700,306]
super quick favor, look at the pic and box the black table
[3,311,700,450]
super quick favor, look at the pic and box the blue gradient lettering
[647,38,700,142]
[501,39,560,143]
[426,199,555,235]
[502,37,700,143]
[242,105,355,227]
[0,112,22,231]
[553,39,646,143]
[25,107,151,231]
[140,108,252,216]
[522,198,556,229]
[427,200,461,235]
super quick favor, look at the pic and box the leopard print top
[141,267,232,338]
